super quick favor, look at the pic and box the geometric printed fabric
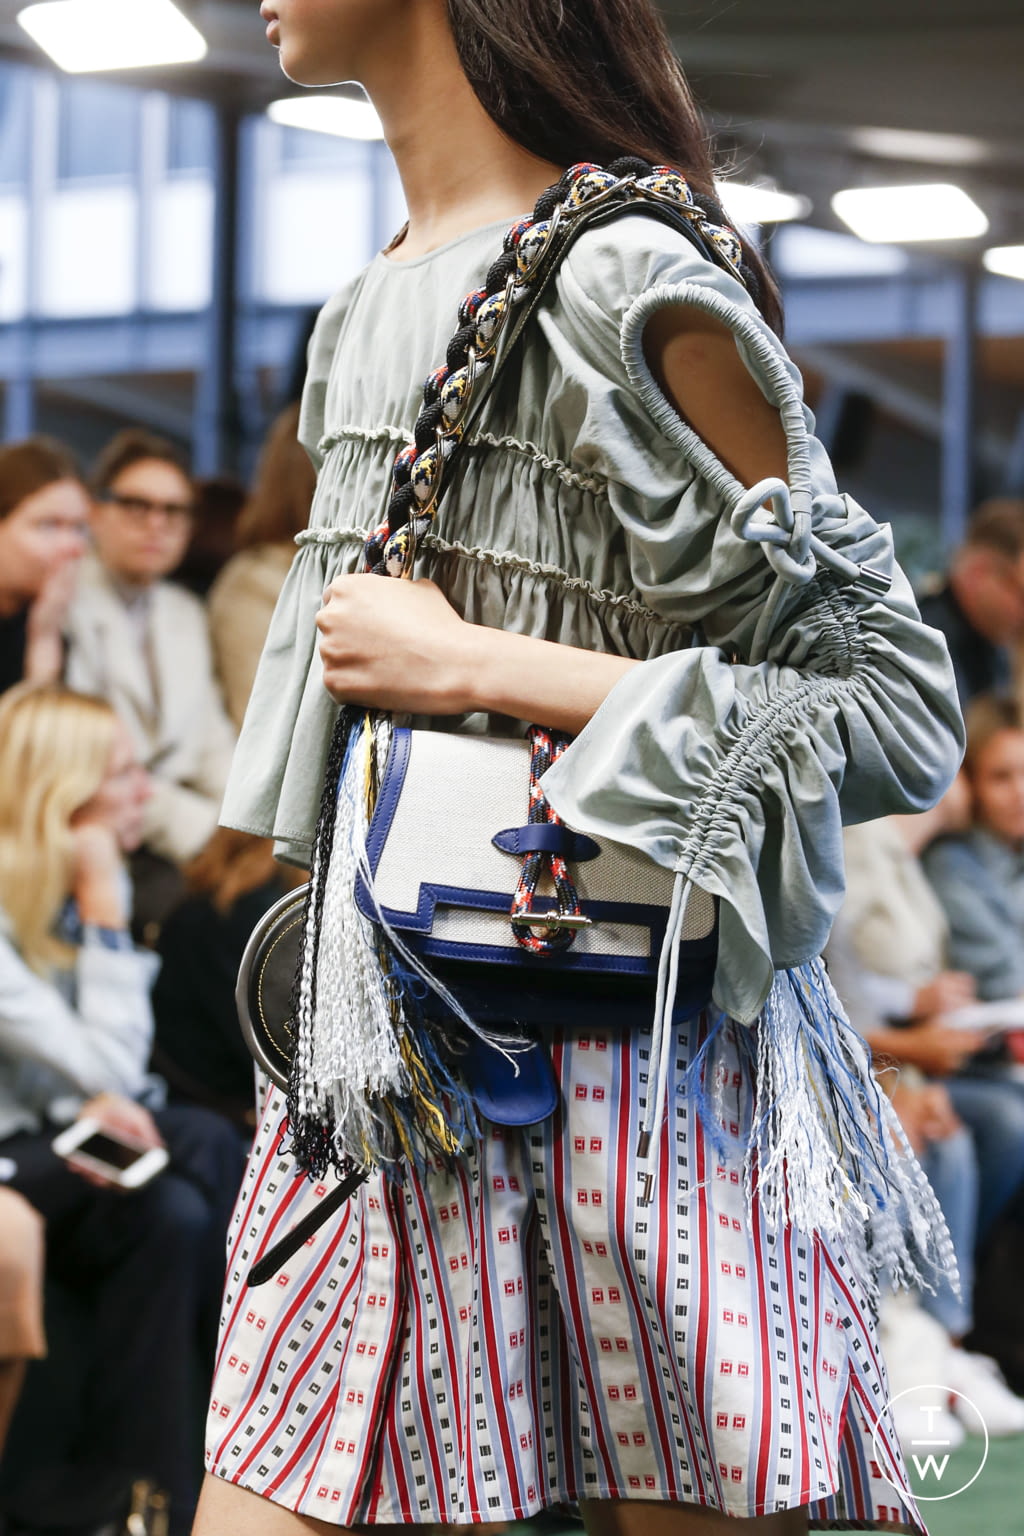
[206,1018,923,1532]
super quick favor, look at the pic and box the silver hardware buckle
[512,911,594,931]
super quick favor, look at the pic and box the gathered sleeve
[539,219,964,1023]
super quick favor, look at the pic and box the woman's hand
[889,1080,962,1154]
[891,1019,993,1077]
[69,1093,164,1189]
[317,575,475,715]
[71,820,127,929]
[24,558,79,686]
[316,574,638,732]
[912,970,977,1019]
[79,1092,163,1149]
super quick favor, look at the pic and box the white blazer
[66,552,237,863]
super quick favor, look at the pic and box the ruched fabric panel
[538,235,963,1021]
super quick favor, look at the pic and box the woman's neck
[364,11,563,260]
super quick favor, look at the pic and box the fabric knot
[731,480,892,597]
[731,479,816,587]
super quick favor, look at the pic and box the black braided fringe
[283,704,361,1179]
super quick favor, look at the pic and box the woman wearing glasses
[66,430,236,938]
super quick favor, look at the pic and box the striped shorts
[205,1015,923,1531]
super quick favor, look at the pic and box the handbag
[238,729,718,1092]
[355,726,717,981]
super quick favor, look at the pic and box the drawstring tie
[637,871,694,1205]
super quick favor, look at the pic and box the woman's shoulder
[209,544,293,609]
[298,269,373,465]
[548,206,794,457]
[555,207,768,358]
[922,830,990,882]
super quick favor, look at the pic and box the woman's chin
[280,52,345,89]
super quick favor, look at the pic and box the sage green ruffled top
[221,210,964,1023]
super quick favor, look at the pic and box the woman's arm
[0,932,154,1100]
[316,306,787,731]
[23,560,78,687]
[924,840,1024,1000]
[0,822,152,1101]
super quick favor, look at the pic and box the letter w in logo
[911,1453,950,1482]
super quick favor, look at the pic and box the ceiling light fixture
[267,95,384,142]
[983,246,1024,281]
[715,181,811,227]
[832,183,988,243]
[848,127,989,168]
[17,0,207,72]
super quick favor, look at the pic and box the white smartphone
[51,1117,169,1189]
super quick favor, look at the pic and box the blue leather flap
[457,1035,559,1126]
[492,824,601,860]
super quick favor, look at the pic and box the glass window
[57,79,140,181]
[278,124,365,171]
[167,98,213,174]
[0,64,30,187]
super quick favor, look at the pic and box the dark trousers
[1,1105,244,1528]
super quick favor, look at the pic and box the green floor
[918,1435,1024,1536]
[507,1438,1024,1535]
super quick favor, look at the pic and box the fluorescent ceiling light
[773,225,909,280]
[984,246,1024,281]
[715,181,811,227]
[267,96,384,141]
[832,183,988,243]
[849,127,989,168]
[17,0,207,72]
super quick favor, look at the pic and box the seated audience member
[0,684,243,1535]
[65,430,236,938]
[175,475,246,598]
[826,785,1024,1433]
[918,498,1024,706]
[151,827,304,1128]
[0,1188,45,1457]
[207,402,315,729]
[0,439,88,695]
[924,693,1024,1003]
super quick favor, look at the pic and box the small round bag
[236,884,307,1091]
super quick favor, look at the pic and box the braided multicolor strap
[355,157,753,954]
[509,727,585,954]
[363,157,751,580]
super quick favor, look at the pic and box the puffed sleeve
[220,282,358,858]
[539,218,964,1024]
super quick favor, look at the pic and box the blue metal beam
[940,263,980,550]
[192,101,242,475]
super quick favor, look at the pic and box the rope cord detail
[509,728,585,954]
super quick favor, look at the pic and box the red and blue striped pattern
[207,1021,923,1531]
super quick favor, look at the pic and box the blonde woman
[0,685,242,1536]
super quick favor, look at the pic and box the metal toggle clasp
[512,911,594,931]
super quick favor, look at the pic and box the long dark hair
[0,436,81,522]
[448,0,782,334]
